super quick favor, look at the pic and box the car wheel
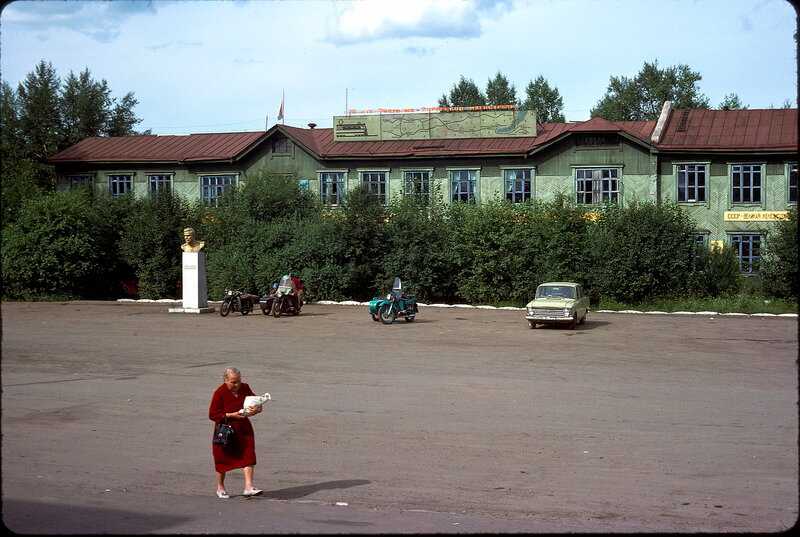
[569,313,577,330]
[579,310,587,325]
[528,320,536,329]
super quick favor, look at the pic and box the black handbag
[213,416,235,446]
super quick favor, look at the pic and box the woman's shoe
[243,488,262,496]
[216,491,230,499]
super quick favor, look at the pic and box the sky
[0,0,797,135]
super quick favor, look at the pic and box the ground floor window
[200,174,236,206]
[320,172,345,205]
[361,171,387,204]
[404,170,430,202]
[689,233,707,272]
[676,164,706,203]
[731,164,762,204]
[148,174,173,195]
[450,170,477,203]
[789,163,797,203]
[729,233,762,273]
[504,169,532,203]
[108,174,133,196]
[68,174,93,188]
[575,168,619,204]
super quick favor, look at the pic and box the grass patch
[597,294,798,315]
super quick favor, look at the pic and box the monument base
[168,306,216,314]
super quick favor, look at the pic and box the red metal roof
[46,109,797,165]
[655,108,797,152]
[46,131,268,163]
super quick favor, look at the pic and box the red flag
[277,91,284,122]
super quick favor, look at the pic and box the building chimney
[308,123,316,129]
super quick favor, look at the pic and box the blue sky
[1,0,797,135]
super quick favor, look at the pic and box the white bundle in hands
[239,393,271,416]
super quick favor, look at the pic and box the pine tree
[520,75,566,123]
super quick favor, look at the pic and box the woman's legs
[215,471,226,493]
[243,465,255,490]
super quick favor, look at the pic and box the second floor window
[200,174,236,207]
[68,174,93,189]
[450,170,477,204]
[504,169,532,203]
[576,168,619,205]
[273,138,292,154]
[404,171,430,202]
[108,174,133,196]
[789,163,798,203]
[361,172,387,205]
[677,164,706,203]
[731,164,762,204]
[148,174,172,195]
[320,172,345,206]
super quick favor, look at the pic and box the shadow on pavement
[261,479,372,500]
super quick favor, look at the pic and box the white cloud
[324,0,512,45]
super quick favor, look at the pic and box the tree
[760,207,798,300]
[718,93,748,110]
[485,71,518,107]
[590,60,710,121]
[106,92,144,136]
[16,60,61,189]
[438,76,486,107]
[60,68,112,148]
[520,75,566,123]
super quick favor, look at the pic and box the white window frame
[574,167,620,205]
[108,174,133,196]
[200,173,237,207]
[319,171,347,206]
[449,169,479,204]
[675,163,708,203]
[147,173,173,195]
[402,169,432,202]
[730,163,763,205]
[360,170,388,205]
[788,163,798,204]
[502,168,533,203]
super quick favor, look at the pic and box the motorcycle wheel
[370,312,380,322]
[272,297,282,318]
[261,301,272,315]
[241,304,250,315]
[220,300,231,317]
[404,315,415,322]
[378,304,395,324]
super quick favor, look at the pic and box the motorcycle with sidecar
[219,289,254,317]
[369,277,418,324]
[271,275,301,318]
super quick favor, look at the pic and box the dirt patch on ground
[2,301,797,533]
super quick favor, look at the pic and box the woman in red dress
[209,367,263,498]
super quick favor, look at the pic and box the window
[575,168,619,204]
[731,164,762,204]
[404,171,430,202]
[575,134,618,147]
[200,174,236,206]
[299,179,310,193]
[148,174,172,195]
[361,171,387,204]
[504,169,532,203]
[676,164,706,203]
[320,172,345,205]
[789,163,798,203]
[108,174,133,196]
[729,233,762,273]
[689,233,706,272]
[273,138,292,154]
[68,174,93,188]
[450,170,477,203]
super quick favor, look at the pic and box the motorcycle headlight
[227,290,234,296]
[386,294,392,300]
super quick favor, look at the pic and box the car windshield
[536,286,575,299]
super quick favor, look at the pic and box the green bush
[760,207,798,300]
[118,190,187,299]
[687,244,743,297]
[589,200,695,302]
[1,189,130,299]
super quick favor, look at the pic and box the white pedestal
[168,251,215,314]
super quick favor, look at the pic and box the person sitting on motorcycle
[289,274,303,310]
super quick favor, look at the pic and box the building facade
[46,102,797,273]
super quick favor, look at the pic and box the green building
[47,102,797,273]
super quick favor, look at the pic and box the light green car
[525,282,589,330]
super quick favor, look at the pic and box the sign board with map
[333,110,537,142]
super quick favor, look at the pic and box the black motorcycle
[219,289,254,317]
